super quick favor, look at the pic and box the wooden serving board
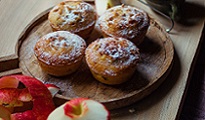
[0,7,174,110]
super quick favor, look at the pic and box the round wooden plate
[17,8,174,110]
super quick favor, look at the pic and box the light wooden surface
[0,0,204,120]
[0,0,67,58]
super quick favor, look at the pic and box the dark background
[180,25,205,120]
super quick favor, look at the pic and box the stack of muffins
[34,1,150,85]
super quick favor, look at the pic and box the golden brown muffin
[98,5,150,45]
[48,1,97,39]
[85,37,140,85]
[34,31,86,76]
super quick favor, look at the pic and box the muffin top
[98,5,149,40]
[85,37,140,76]
[48,1,97,32]
[34,31,86,66]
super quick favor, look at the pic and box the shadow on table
[177,2,205,26]
[179,24,205,120]
[110,1,205,119]
[110,50,182,118]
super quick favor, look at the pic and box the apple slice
[95,0,121,16]
[0,105,11,120]
[0,75,55,120]
[0,76,19,89]
[45,84,60,97]
[47,98,110,120]
[0,88,32,108]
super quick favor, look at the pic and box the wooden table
[0,0,204,119]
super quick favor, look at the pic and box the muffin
[85,37,140,85]
[34,31,86,76]
[98,5,150,45]
[48,1,97,39]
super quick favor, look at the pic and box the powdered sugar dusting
[35,31,86,65]
[58,2,94,27]
[99,5,149,39]
[97,38,139,66]
[86,37,140,75]
[49,1,96,33]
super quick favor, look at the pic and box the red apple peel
[0,88,32,108]
[45,84,60,97]
[0,75,55,120]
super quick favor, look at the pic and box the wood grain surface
[0,0,204,120]
[16,8,174,110]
